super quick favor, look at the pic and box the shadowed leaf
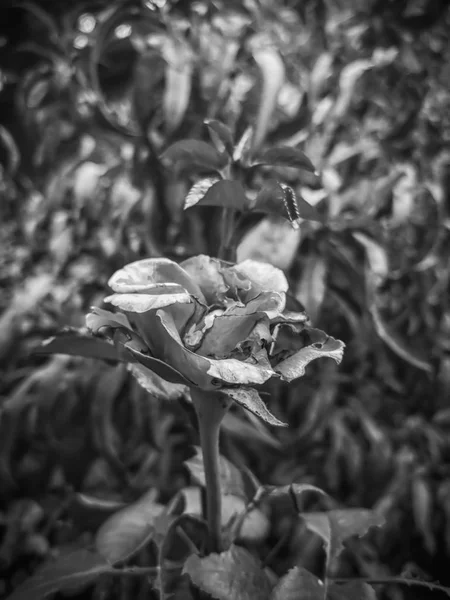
[68,493,126,533]
[328,581,377,600]
[160,140,227,174]
[251,45,285,152]
[185,446,246,498]
[95,489,164,565]
[205,120,234,155]
[253,147,316,173]
[301,509,385,566]
[369,302,432,373]
[6,550,111,600]
[163,38,193,132]
[35,332,121,362]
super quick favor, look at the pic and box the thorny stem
[191,388,231,553]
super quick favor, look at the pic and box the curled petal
[206,357,276,387]
[196,314,265,358]
[108,257,205,301]
[104,289,192,314]
[274,332,345,382]
[86,307,192,386]
[180,255,229,304]
[131,298,205,356]
[129,363,189,401]
[156,309,276,389]
[224,388,287,427]
[225,291,285,319]
[86,308,147,353]
[85,307,131,331]
[123,339,195,386]
[233,260,288,298]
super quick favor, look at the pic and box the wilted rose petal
[225,291,285,319]
[275,333,345,382]
[156,309,276,388]
[104,289,192,314]
[129,363,189,400]
[206,357,275,387]
[86,307,132,332]
[196,313,265,358]
[108,257,205,301]
[181,255,229,304]
[233,260,288,298]
[224,387,287,427]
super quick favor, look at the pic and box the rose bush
[85,255,344,424]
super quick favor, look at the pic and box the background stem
[191,389,231,553]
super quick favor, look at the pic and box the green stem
[191,389,231,553]
[218,208,236,261]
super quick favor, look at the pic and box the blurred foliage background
[0,0,449,598]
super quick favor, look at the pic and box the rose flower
[85,255,344,424]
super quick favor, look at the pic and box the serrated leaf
[301,509,385,566]
[160,140,227,174]
[205,120,234,155]
[183,545,272,600]
[185,177,221,209]
[95,489,164,565]
[224,388,287,427]
[185,447,246,498]
[270,566,324,600]
[35,332,121,362]
[6,550,111,600]
[186,179,248,211]
[254,147,317,173]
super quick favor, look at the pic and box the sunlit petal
[108,257,205,301]
[233,259,288,298]
[104,289,192,313]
